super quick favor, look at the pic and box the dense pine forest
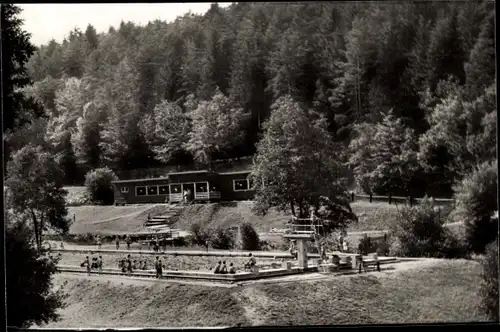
[5,2,496,197]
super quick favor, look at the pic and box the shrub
[479,239,499,321]
[172,236,188,247]
[211,227,235,250]
[240,222,260,251]
[84,167,118,205]
[390,197,453,258]
[357,234,391,256]
[189,223,212,247]
[438,230,470,259]
[452,161,498,254]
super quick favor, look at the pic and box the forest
[5,1,496,197]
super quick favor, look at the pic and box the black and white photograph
[2,1,498,329]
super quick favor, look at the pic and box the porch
[168,182,221,203]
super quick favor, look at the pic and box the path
[56,271,235,288]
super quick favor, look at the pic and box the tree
[6,145,71,249]
[6,211,66,328]
[451,160,498,254]
[464,12,495,100]
[84,167,118,205]
[240,222,260,251]
[71,101,104,169]
[251,95,356,227]
[426,11,466,92]
[419,81,496,181]
[139,100,191,164]
[349,110,421,196]
[479,239,499,321]
[1,4,42,133]
[186,88,249,165]
[99,57,154,169]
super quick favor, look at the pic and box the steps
[144,204,185,229]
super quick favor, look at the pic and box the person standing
[126,235,131,250]
[97,255,103,274]
[96,235,102,250]
[115,236,120,250]
[155,256,162,279]
[126,254,133,276]
[85,256,91,275]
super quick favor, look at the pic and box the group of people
[81,255,103,275]
[213,261,236,274]
[115,235,133,250]
[118,254,153,275]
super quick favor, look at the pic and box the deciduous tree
[186,88,249,165]
[6,145,70,249]
[251,95,355,227]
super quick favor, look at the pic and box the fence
[349,192,455,206]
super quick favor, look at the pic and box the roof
[112,177,170,184]
[112,170,219,184]
[219,170,252,175]
[167,170,214,176]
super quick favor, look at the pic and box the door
[183,183,195,202]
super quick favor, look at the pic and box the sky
[19,3,232,46]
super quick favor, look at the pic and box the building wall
[218,173,255,201]
[114,172,257,204]
[113,179,170,204]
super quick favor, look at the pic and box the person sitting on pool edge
[228,263,236,274]
[214,261,222,274]
[245,253,256,271]
[220,261,228,274]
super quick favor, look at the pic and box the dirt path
[56,271,235,288]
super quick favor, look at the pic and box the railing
[194,191,221,200]
[170,191,222,202]
[349,193,455,206]
[169,193,183,202]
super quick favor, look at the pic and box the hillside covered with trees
[7,1,496,197]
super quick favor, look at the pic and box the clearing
[43,258,490,328]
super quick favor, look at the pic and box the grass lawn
[44,259,489,328]
[67,205,173,235]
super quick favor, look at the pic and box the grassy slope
[63,186,456,236]
[68,205,173,235]
[174,202,290,233]
[45,259,489,328]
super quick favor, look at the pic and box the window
[196,182,208,193]
[121,187,129,193]
[170,184,182,194]
[148,186,158,195]
[136,186,146,196]
[233,179,249,191]
[159,185,169,195]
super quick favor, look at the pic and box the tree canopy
[4,1,494,198]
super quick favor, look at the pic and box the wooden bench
[358,258,381,273]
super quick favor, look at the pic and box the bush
[84,167,118,205]
[240,222,260,251]
[390,198,445,257]
[452,161,498,254]
[189,223,212,247]
[390,197,467,258]
[211,227,235,250]
[438,231,470,259]
[479,239,499,321]
[172,236,188,247]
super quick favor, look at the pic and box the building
[112,169,255,205]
